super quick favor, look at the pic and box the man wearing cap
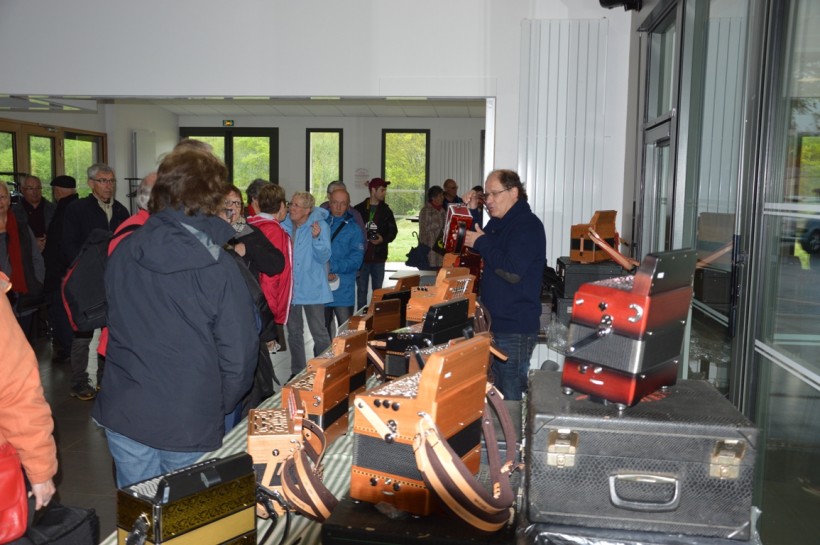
[62,164,129,400]
[42,175,79,364]
[12,175,56,252]
[353,177,398,309]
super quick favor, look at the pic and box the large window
[179,127,278,191]
[0,118,106,199]
[307,129,342,205]
[382,129,430,262]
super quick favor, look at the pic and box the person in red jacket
[0,271,58,513]
[247,183,293,329]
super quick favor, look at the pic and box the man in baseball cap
[353,178,397,309]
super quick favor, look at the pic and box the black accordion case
[526,371,757,541]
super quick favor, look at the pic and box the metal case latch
[710,439,745,479]
[547,429,578,468]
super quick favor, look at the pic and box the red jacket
[0,272,58,485]
[247,214,293,325]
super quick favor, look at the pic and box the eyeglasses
[289,201,308,209]
[92,178,116,185]
[22,186,42,191]
[224,200,242,207]
[483,188,510,200]
[329,200,348,206]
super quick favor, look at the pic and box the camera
[366,222,380,242]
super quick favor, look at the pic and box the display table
[100,388,354,545]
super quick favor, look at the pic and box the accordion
[116,453,256,544]
[350,335,492,516]
[443,204,474,253]
[562,249,697,407]
[570,210,618,263]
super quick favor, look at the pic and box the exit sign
[223,120,234,127]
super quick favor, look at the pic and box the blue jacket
[282,206,333,305]
[473,199,546,335]
[326,210,365,308]
[93,208,258,452]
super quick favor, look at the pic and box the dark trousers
[324,305,353,338]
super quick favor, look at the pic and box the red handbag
[0,442,28,544]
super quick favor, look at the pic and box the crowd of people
[0,141,546,505]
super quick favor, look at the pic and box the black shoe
[70,383,97,401]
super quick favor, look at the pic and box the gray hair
[326,180,346,194]
[291,191,315,210]
[135,172,157,210]
[87,163,114,180]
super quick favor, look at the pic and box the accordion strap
[280,418,338,522]
[413,385,519,532]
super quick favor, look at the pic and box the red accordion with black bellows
[561,249,697,408]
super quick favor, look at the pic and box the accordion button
[392,402,400,411]
[393,482,401,491]
[374,399,382,408]
[383,399,391,408]
[370,477,378,486]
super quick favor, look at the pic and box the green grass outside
[388,216,422,263]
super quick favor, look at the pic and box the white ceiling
[0,95,487,119]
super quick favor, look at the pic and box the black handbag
[8,502,99,545]
[405,242,432,270]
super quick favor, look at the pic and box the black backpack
[61,224,140,332]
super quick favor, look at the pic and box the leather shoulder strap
[413,385,519,532]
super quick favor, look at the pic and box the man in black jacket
[353,178,397,309]
[42,175,79,364]
[62,164,129,400]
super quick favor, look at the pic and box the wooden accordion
[570,210,618,263]
[350,335,492,516]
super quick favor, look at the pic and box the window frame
[305,128,343,194]
[179,126,279,184]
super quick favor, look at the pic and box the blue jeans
[491,332,538,401]
[357,262,385,311]
[103,428,206,488]
[286,303,331,375]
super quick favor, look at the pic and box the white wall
[0,0,628,172]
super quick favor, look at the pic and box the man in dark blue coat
[92,147,257,488]
[465,169,546,401]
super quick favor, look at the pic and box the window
[179,127,278,191]
[0,118,106,199]
[306,129,342,205]
[382,129,430,262]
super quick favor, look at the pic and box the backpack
[61,224,140,332]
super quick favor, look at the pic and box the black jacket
[42,193,79,292]
[61,195,129,263]
[92,208,258,452]
[353,199,398,263]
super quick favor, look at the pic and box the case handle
[608,473,680,512]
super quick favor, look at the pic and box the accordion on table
[562,249,697,408]
[329,328,369,398]
[405,266,476,324]
[116,453,256,544]
[347,297,404,338]
[370,297,472,378]
[246,394,305,517]
[281,351,351,443]
[350,335,492,516]
[570,210,618,264]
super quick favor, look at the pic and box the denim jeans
[491,332,538,401]
[324,305,353,338]
[356,262,385,311]
[286,304,331,375]
[103,427,206,488]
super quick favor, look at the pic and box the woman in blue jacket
[324,188,364,337]
[282,191,332,378]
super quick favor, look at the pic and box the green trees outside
[308,131,341,205]
[384,131,428,262]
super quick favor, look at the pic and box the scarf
[4,212,28,293]
[431,202,444,211]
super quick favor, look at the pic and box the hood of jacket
[124,208,235,275]
[282,205,329,234]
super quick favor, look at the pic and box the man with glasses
[62,163,129,400]
[464,169,546,401]
[12,175,55,252]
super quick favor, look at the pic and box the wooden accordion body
[570,210,618,263]
[350,335,491,516]
[405,266,476,324]
[281,352,351,443]
[247,399,304,516]
[330,328,369,398]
